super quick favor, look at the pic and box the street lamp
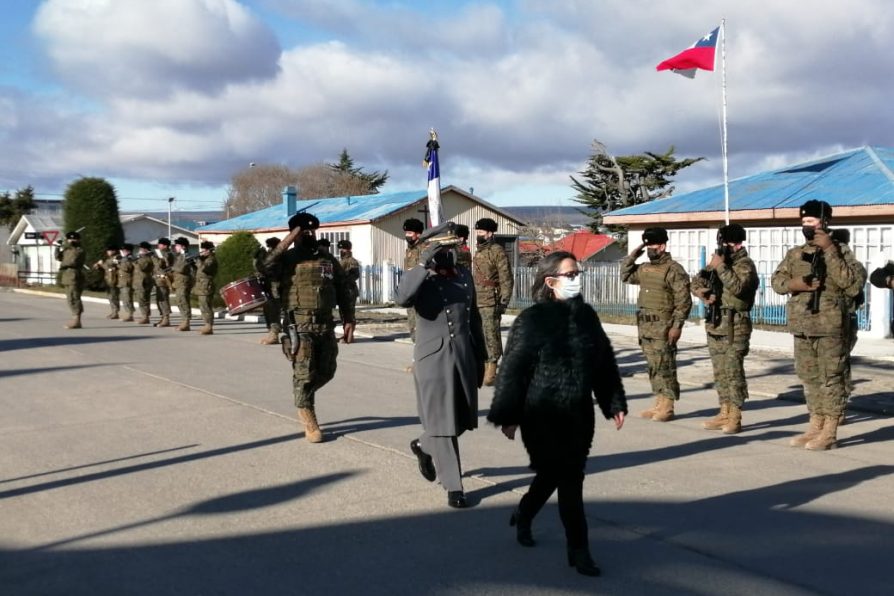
[167,197,174,239]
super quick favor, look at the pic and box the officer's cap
[718,224,746,243]
[455,224,470,240]
[642,227,668,245]
[288,212,320,231]
[337,239,352,250]
[122,243,134,251]
[419,221,460,246]
[475,218,498,233]
[799,200,832,220]
[200,241,214,250]
[174,237,190,248]
[65,231,81,240]
[403,218,424,233]
[139,241,152,250]
[157,237,171,247]
[265,237,281,248]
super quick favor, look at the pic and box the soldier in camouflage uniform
[55,230,86,329]
[151,238,175,327]
[771,200,866,451]
[133,242,155,324]
[171,237,195,331]
[194,241,218,335]
[265,212,356,443]
[403,218,424,345]
[473,217,514,386]
[255,237,283,345]
[691,224,759,434]
[337,239,361,344]
[829,229,866,417]
[94,244,121,319]
[621,227,692,422]
[454,224,472,270]
[117,243,136,322]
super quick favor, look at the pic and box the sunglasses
[550,271,582,280]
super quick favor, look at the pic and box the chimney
[283,185,298,217]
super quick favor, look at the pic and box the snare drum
[220,276,268,315]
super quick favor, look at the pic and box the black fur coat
[487,297,627,472]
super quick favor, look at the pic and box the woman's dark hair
[532,250,577,303]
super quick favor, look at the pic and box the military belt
[476,279,499,288]
[637,311,667,323]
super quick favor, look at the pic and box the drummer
[254,237,282,345]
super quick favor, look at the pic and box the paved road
[1,291,892,595]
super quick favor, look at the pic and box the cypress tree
[62,177,124,289]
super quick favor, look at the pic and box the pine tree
[63,177,125,288]
[0,185,37,230]
[328,148,389,194]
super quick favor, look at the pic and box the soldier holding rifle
[55,229,86,329]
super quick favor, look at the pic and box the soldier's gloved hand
[420,243,442,268]
[788,276,820,292]
[630,243,645,258]
[666,326,682,345]
[812,229,834,250]
[708,252,725,270]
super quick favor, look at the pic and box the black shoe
[567,547,601,577]
[409,440,436,482]
[509,508,535,547]
[447,491,468,509]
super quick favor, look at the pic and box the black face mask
[300,235,317,249]
[405,237,416,246]
[432,251,455,269]
[476,236,488,245]
[339,250,348,258]
[646,249,661,261]
[802,226,817,241]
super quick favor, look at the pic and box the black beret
[642,227,668,245]
[105,243,119,251]
[122,243,134,251]
[337,239,352,250]
[475,218,498,233]
[289,212,320,231]
[718,224,746,243]
[403,218,424,233]
[200,241,214,250]
[455,224,470,239]
[265,237,280,248]
[869,263,894,289]
[799,200,832,220]
[139,241,152,250]
[65,231,81,240]
[317,238,331,247]
[174,237,190,248]
[830,228,850,244]
[157,237,171,246]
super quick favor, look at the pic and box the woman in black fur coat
[487,251,627,577]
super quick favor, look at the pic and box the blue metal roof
[607,146,894,216]
[197,189,427,232]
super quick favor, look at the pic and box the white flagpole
[720,18,730,225]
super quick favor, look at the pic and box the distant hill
[500,205,591,228]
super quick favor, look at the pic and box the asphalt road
[1,290,892,595]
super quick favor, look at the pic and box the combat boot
[805,415,840,451]
[651,396,675,422]
[259,329,280,345]
[199,324,213,335]
[65,315,82,329]
[154,315,171,328]
[702,402,730,430]
[136,316,150,324]
[638,396,661,419]
[107,312,119,319]
[721,403,742,434]
[297,407,324,443]
[789,414,824,447]
[177,320,190,332]
[483,362,498,386]
[121,315,134,322]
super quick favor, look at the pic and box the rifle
[802,249,826,314]
[699,237,727,327]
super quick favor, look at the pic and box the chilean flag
[424,131,443,227]
[656,26,719,78]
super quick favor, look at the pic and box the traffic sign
[41,230,59,244]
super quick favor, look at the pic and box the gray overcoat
[396,265,486,436]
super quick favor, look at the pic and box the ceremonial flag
[424,130,443,227]
[656,26,719,78]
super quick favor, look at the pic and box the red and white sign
[41,230,59,244]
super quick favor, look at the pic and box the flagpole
[720,18,730,225]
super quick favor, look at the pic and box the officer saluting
[56,230,86,329]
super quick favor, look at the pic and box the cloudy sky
[2,0,892,213]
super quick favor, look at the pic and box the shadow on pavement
[0,363,118,380]
[0,335,151,353]
[322,416,420,439]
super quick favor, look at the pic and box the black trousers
[518,468,587,549]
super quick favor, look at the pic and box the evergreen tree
[0,185,37,230]
[571,141,704,232]
[63,177,125,288]
[328,148,389,194]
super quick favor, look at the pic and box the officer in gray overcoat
[396,221,486,509]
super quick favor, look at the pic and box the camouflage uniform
[473,240,514,364]
[404,241,422,341]
[151,248,175,322]
[96,255,120,318]
[691,247,759,414]
[830,232,866,399]
[171,252,195,327]
[772,238,866,445]
[254,246,283,338]
[56,244,85,317]
[132,252,155,322]
[455,244,472,270]
[194,252,217,331]
[118,254,135,320]
[621,252,692,404]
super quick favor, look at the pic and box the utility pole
[167,197,174,239]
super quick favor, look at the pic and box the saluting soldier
[454,224,472,270]
[472,217,514,386]
[771,200,866,450]
[621,227,692,422]
[171,237,195,331]
[690,224,759,434]
[117,243,136,322]
[94,244,121,319]
[403,218,425,345]
[337,239,361,344]
[194,241,218,335]
[255,237,283,345]
[264,212,356,443]
[151,238,175,327]
[133,241,155,324]
[55,230,86,329]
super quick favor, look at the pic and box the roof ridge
[864,146,894,185]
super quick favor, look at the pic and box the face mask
[647,249,661,261]
[405,236,416,246]
[476,236,488,245]
[802,226,817,241]
[552,276,581,300]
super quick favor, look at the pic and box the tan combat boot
[65,315,82,329]
[297,407,324,443]
[121,314,134,322]
[805,414,840,451]
[789,414,824,447]
[722,403,742,434]
[154,315,171,328]
[483,362,498,387]
[259,329,280,345]
[639,396,661,419]
[177,320,190,331]
[651,396,675,422]
[137,316,150,324]
[107,312,119,320]
[702,402,730,430]
[199,324,213,335]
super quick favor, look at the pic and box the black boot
[509,508,535,547]
[567,547,601,577]
[447,491,468,509]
